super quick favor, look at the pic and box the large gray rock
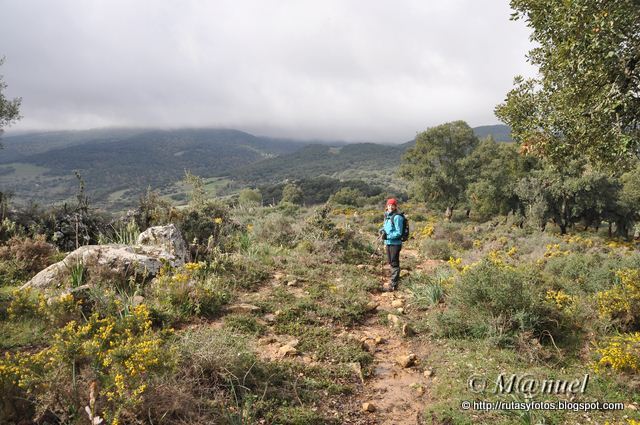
[22,224,189,290]
[136,224,189,264]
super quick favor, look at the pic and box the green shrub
[434,308,489,339]
[177,327,257,385]
[422,239,452,260]
[329,187,364,207]
[223,314,266,336]
[405,272,446,309]
[209,252,270,290]
[272,406,327,425]
[254,212,298,248]
[238,188,262,205]
[281,183,304,205]
[177,201,239,257]
[432,222,464,243]
[437,261,578,349]
[147,265,230,324]
[98,218,140,245]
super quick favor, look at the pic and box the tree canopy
[399,121,478,212]
[0,57,21,138]
[496,0,640,168]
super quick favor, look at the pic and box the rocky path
[219,247,438,424]
[353,290,432,425]
[349,245,443,424]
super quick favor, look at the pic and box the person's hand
[378,230,387,240]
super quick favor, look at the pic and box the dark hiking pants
[385,244,401,288]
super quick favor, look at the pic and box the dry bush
[0,236,57,284]
[0,236,56,274]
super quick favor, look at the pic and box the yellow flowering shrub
[7,288,39,319]
[545,289,575,309]
[606,240,635,250]
[419,224,435,238]
[447,256,463,271]
[486,250,515,270]
[1,304,175,423]
[565,234,594,249]
[543,243,570,258]
[9,288,82,325]
[460,260,481,275]
[597,269,640,328]
[595,332,640,374]
[149,263,230,322]
[330,207,357,216]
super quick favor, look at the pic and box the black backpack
[390,211,410,242]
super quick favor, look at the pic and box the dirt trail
[220,249,437,424]
[346,245,441,424]
[351,289,431,425]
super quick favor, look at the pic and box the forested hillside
[0,128,307,209]
[0,125,510,210]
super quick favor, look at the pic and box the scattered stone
[136,224,189,263]
[258,336,277,345]
[356,264,366,269]
[402,323,414,337]
[374,336,385,344]
[397,353,417,368]
[286,338,299,348]
[279,345,298,357]
[362,339,377,353]
[274,309,282,316]
[628,404,638,411]
[400,270,410,277]
[362,402,376,413]
[424,369,433,378]
[387,314,401,326]
[416,386,425,396]
[287,279,299,287]
[396,307,405,314]
[365,301,379,312]
[349,362,365,383]
[391,299,404,308]
[273,272,285,281]
[228,303,260,314]
[263,313,276,323]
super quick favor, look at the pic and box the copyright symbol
[468,375,487,393]
[461,401,471,410]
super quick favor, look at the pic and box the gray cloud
[0,0,535,142]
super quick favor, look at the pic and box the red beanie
[386,198,397,206]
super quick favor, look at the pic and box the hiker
[379,198,404,291]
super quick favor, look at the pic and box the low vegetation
[0,185,638,423]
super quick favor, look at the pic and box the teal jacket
[381,212,404,246]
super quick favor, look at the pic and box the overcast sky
[0,0,535,142]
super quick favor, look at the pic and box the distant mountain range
[472,124,513,142]
[0,125,511,209]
